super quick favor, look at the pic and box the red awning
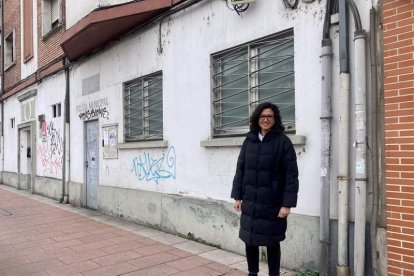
[61,0,183,61]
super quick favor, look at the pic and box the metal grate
[124,72,163,141]
[212,30,295,136]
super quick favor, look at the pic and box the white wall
[20,0,38,79]
[69,0,332,217]
[36,73,66,179]
[65,0,132,28]
[3,98,19,172]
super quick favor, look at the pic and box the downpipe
[60,60,70,204]
[320,39,332,276]
[337,0,350,275]
[337,73,350,276]
[353,29,367,276]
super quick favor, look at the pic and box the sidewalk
[0,185,296,276]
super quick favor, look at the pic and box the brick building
[383,0,414,275]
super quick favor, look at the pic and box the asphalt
[0,185,296,276]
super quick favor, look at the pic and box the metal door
[85,120,99,209]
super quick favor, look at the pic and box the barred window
[212,30,295,136]
[124,72,163,141]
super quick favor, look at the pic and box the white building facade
[1,0,386,274]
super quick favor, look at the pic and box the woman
[231,102,299,276]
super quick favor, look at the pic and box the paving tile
[58,249,108,264]
[2,258,65,275]
[127,252,181,270]
[166,255,212,271]
[200,249,246,265]
[150,233,189,245]
[123,264,181,276]
[0,255,32,271]
[166,248,194,258]
[46,260,101,276]
[101,241,148,254]
[171,265,224,276]
[70,240,115,253]
[28,247,76,263]
[92,250,142,266]
[205,262,235,274]
[133,243,175,256]
[52,231,92,242]
[80,261,139,276]
[40,239,83,251]
[131,228,165,238]
[77,232,119,243]
[172,240,216,255]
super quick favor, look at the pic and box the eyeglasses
[259,115,274,121]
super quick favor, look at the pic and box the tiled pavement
[0,185,296,276]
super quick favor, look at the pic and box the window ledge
[200,134,306,147]
[117,140,168,149]
[5,62,16,72]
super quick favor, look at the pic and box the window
[212,30,295,136]
[11,118,15,128]
[124,72,163,141]
[4,31,15,68]
[42,0,60,35]
[52,103,61,118]
[23,0,34,62]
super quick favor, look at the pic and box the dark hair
[249,102,285,133]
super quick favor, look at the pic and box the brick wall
[3,0,22,90]
[36,0,65,69]
[2,0,66,92]
[383,1,414,275]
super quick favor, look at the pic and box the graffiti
[79,107,110,120]
[131,146,176,184]
[38,122,63,175]
[76,97,110,121]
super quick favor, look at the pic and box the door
[85,120,99,209]
[18,128,32,190]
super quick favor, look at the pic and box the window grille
[124,72,163,141]
[212,30,295,136]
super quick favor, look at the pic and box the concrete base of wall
[2,171,18,188]
[97,185,322,271]
[34,176,62,200]
[69,181,83,207]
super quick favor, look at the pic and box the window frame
[42,0,61,36]
[123,71,163,142]
[211,29,295,137]
[52,103,61,118]
[4,30,16,69]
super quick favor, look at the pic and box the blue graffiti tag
[131,146,176,184]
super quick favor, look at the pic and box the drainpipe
[320,0,333,275]
[60,59,70,203]
[345,0,366,275]
[337,0,350,275]
[1,0,4,184]
[369,7,379,276]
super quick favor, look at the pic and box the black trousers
[245,243,281,276]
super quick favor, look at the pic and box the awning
[61,0,183,61]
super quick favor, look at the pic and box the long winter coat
[231,130,299,246]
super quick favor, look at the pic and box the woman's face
[258,108,275,133]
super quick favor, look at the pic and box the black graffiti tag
[79,107,109,120]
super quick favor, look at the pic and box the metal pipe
[369,7,379,276]
[320,38,332,276]
[0,0,4,184]
[337,73,350,276]
[60,59,70,204]
[353,29,367,276]
[337,1,350,275]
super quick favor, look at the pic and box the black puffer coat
[231,130,299,246]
